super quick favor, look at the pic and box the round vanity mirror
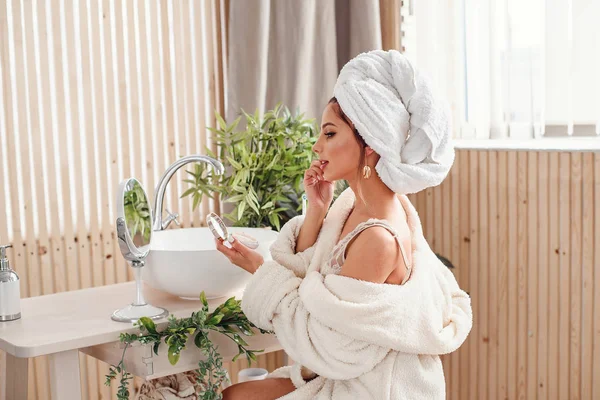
[206,212,259,249]
[112,178,169,323]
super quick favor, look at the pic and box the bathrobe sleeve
[269,215,317,278]
[242,262,390,380]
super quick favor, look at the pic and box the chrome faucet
[152,155,225,231]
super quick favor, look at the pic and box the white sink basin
[143,227,278,300]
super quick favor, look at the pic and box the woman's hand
[215,235,264,274]
[303,159,334,214]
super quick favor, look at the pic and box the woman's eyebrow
[321,122,337,129]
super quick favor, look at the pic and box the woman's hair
[328,97,369,209]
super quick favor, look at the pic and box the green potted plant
[106,293,268,400]
[181,104,318,230]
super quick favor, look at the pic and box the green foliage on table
[181,104,318,231]
[105,292,269,400]
[123,181,151,242]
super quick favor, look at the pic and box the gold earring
[362,165,371,179]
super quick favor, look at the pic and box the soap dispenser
[0,244,21,321]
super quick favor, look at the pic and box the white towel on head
[333,49,454,195]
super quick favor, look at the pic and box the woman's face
[312,103,363,182]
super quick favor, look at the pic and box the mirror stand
[111,259,169,322]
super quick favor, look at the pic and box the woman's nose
[312,136,322,154]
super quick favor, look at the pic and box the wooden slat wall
[0,1,278,398]
[407,149,600,400]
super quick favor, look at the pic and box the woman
[216,50,472,400]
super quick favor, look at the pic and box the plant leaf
[206,314,224,325]
[180,188,198,199]
[192,192,202,211]
[138,317,157,334]
[200,292,208,308]
[168,346,180,365]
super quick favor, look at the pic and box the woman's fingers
[229,235,251,256]
[215,238,236,260]
[306,166,324,181]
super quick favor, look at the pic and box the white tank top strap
[334,219,412,283]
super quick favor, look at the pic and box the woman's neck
[346,175,400,218]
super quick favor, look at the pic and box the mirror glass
[123,179,152,251]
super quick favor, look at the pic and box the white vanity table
[0,281,282,400]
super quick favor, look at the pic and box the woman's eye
[325,132,336,138]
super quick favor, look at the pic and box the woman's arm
[294,208,326,253]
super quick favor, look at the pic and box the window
[401,0,600,140]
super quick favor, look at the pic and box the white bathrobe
[241,189,472,399]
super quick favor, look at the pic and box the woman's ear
[365,146,375,157]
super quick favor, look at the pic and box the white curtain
[226,0,382,122]
[406,0,600,139]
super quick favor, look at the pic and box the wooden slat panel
[537,151,549,398]
[488,151,498,400]
[10,2,43,397]
[581,152,594,399]
[53,0,79,294]
[161,0,178,227]
[155,0,172,216]
[449,150,460,400]
[517,151,528,399]
[0,1,12,391]
[593,153,600,400]
[171,0,190,228]
[440,159,451,392]
[478,150,489,400]
[570,152,582,400]
[507,151,517,400]
[114,0,131,285]
[188,0,205,226]
[3,0,29,298]
[497,151,509,400]
[23,0,53,396]
[526,151,538,400]
[548,152,560,398]
[0,0,9,248]
[100,0,118,288]
[468,151,478,399]
[559,152,571,400]
[203,0,217,221]
[63,0,89,292]
[63,1,92,396]
[458,151,470,400]
[78,0,101,397]
[209,0,224,217]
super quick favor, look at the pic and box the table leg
[49,349,82,400]
[0,350,29,400]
